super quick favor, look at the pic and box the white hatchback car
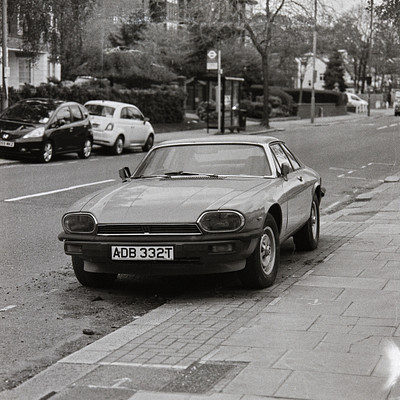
[84,100,155,154]
[345,93,368,112]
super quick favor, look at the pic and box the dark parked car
[59,136,325,290]
[0,98,93,162]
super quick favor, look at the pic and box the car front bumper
[0,140,43,158]
[59,232,260,275]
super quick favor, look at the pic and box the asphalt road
[1,111,399,391]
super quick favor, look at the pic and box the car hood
[0,119,39,138]
[72,177,276,223]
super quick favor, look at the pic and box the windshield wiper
[163,171,219,178]
[132,174,171,179]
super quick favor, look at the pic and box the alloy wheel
[260,227,276,275]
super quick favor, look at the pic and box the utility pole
[367,0,373,117]
[2,0,9,111]
[310,0,317,123]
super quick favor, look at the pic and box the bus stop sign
[207,49,218,70]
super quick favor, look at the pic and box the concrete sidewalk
[2,109,400,400]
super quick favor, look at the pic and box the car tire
[72,256,117,288]
[111,136,124,155]
[142,134,154,152]
[293,193,320,251]
[238,214,280,289]
[38,140,54,163]
[78,139,92,159]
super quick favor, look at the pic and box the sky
[326,0,366,12]
[327,0,382,12]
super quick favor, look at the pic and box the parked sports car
[0,98,93,163]
[59,136,325,289]
[84,100,155,155]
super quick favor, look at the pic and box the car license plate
[0,140,14,148]
[111,246,174,261]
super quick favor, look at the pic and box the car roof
[17,98,83,108]
[19,97,65,105]
[84,100,138,109]
[156,135,282,146]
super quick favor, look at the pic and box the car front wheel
[142,134,154,152]
[72,256,117,288]
[78,139,92,159]
[238,214,280,289]
[293,193,320,251]
[38,140,54,163]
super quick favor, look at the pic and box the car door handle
[297,176,303,182]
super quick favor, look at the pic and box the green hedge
[240,86,296,118]
[283,88,347,106]
[8,84,185,124]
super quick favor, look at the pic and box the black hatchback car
[0,98,93,163]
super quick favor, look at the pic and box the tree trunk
[262,55,270,128]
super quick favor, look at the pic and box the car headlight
[198,210,245,233]
[23,127,45,138]
[62,212,97,234]
[105,123,114,131]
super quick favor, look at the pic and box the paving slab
[273,349,379,375]
[222,365,291,397]
[295,275,387,290]
[275,370,387,400]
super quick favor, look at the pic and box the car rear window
[86,104,115,117]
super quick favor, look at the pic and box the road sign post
[207,49,222,133]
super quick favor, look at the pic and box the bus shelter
[205,76,245,133]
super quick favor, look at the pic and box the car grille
[97,223,202,236]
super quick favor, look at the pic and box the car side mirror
[144,117,150,125]
[280,162,290,180]
[119,167,132,182]
[57,119,66,127]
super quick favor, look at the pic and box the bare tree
[186,0,311,127]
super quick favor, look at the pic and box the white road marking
[4,179,115,202]
[390,124,398,127]
[343,176,367,180]
[377,126,387,130]
[0,305,17,312]
[369,162,395,166]
[329,167,348,171]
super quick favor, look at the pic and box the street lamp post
[310,0,317,124]
[367,0,373,117]
[2,0,9,111]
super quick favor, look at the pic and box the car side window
[281,144,301,170]
[270,143,292,173]
[70,105,84,122]
[130,107,143,120]
[120,108,129,119]
[55,107,72,125]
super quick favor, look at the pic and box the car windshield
[135,144,272,177]
[0,99,59,123]
[85,104,115,118]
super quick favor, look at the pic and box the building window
[320,73,324,81]
[18,58,31,85]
